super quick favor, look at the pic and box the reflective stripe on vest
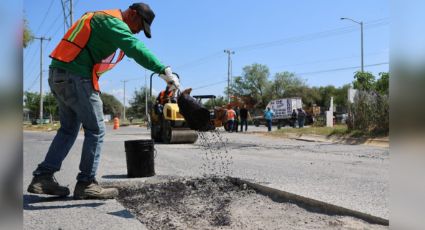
[159,90,173,104]
[50,9,125,91]
[49,12,94,63]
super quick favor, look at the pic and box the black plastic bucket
[178,93,214,131]
[124,139,155,178]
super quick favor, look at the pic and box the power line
[192,80,228,90]
[23,0,55,61]
[175,52,223,70]
[174,18,389,71]
[191,62,389,91]
[232,19,389,53]
[26,73,40,91]
[33,0,56,35]
[24,38,51,80]
[297,62,389,76]
[274,50,388,69]
[24,1,59,71]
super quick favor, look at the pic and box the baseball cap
[129,3,155,38]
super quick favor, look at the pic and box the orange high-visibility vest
[227,109,236,120]
[159,90,173,105]
[50,9,125,91]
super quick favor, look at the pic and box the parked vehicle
[252,98,303,129]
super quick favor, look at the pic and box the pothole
[116,177,388,230]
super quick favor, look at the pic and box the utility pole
[70,0,73,25]
[224,49,235,103]
[121,80,128,121]
[33,36,51,122]
[341,17,364,72]
[360,21,364,72]
[61,0,73,29]
[145,69,148,123]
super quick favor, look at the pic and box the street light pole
[341,17,364,72]
[121,80,128,121]
[33,36,51,122]
[224,49,235,103]
[360,21,364,72]
[144,69,149,129]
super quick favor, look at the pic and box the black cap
[129,3,155,38]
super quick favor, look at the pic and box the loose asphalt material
[117,177,387,230]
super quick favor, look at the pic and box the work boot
[73,180,118,200]
[27,174,70,197]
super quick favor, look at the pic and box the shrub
[347,90,389,135]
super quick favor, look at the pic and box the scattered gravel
[117,177,388,230]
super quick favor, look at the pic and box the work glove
[160,67,180,91]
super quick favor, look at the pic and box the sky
[23,0,389,105]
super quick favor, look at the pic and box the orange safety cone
[113,117,120,130]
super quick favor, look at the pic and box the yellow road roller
[149,73,198,144]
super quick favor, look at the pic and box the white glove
[160,67,180,90]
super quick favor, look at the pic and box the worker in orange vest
[154,85,175,115]
[28,3,180,200]
[113,117,120,130]
[226,107,236,133]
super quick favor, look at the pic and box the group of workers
[225,105,251,132]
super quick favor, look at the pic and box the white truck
[253,97,303,128]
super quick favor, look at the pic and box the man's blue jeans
[266,119,272,132]
[33,68,105,182]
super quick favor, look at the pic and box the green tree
[317,85,338,108]
[100,93,123,117]
[202,96,227,109]
[127,87,155,119]
[297,86,321,107]
[44,93,58,120]
[352,71,376,91]
[239,63,271,108]
[270,71,306,99]
[228,76,249,97]
[375,72,389,95]
[24,92,39,119]
[24,91,58,120]
[334,84,351,110]
[23,17,33,48]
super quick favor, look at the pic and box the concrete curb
[230,177,389,226]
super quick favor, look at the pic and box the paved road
[24,124,388,229]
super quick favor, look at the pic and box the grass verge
[23,122,60,132]
[269,125,387,139]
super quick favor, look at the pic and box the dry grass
[270,124,387,138]
[270,125,349,137]
[23,123,60,132]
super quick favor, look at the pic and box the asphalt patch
[117,177,243,229]
[116,177,388,230]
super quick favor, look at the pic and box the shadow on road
[101,174,128,179]
[23,194,105,211]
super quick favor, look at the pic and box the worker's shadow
[23,194,105,211]
[101,174,128,179]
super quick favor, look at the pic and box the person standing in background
[264,107,274,132]
[239,105,250,132]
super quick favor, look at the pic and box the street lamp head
[340,17,346,20]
